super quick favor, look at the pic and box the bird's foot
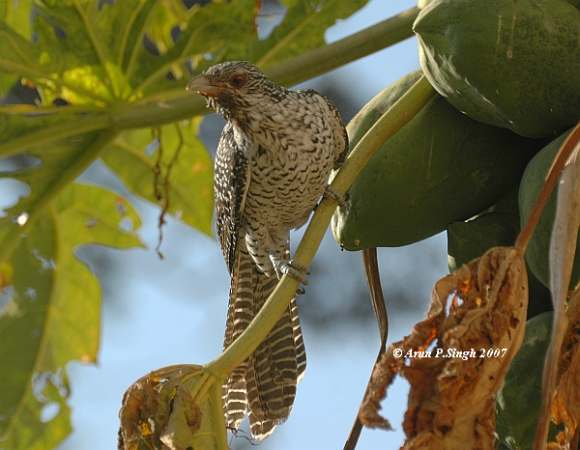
[323,186,348,210]
[276,260,309,295]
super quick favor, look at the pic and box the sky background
[1,1,450,449]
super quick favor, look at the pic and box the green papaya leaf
[0,0,33,39]
[142,0,192,54]
[0,0,33,93]
[0,20,55,94]
[254,0,369,67]
[0,183,142,450]
[128,0,258,97]
[0,131,118,263]
[33,0,135,103]
[101,120,213,235]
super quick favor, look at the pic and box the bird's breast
[244,136,334,230]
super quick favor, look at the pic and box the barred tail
[222,246,306,440]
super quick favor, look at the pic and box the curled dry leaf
[536,140,580,450]
[359,247,529,450]
[118,364,227,450]
[548,286,580,450]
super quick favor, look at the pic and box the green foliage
[0,1,372,448]
[0,184,142,449]
[102,121,213,235]
[496,312,552,450]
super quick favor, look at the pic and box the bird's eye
[230,74,246,88]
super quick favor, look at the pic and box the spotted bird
[188,61,347,439]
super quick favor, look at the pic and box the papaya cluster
[331,0,580,313]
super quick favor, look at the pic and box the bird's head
[187,61,282,120]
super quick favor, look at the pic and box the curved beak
[187,75,225,97]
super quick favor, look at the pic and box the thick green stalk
[0,113,111,158]
[205,76,435,378]
[0,7,419,155]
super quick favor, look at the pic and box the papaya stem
[515,122,580,253]
[265,7,419,85]
[205,76,435,378]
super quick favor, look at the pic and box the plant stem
[265,7,419,85]
[205,76,435,378]
[0,113,112,157]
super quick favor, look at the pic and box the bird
[187,61,348,440]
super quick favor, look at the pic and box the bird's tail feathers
[222,246,306,440]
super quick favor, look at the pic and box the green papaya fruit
[414,0,580,138]
[447,191,520,271]
[496,312,552,450]
[331,72,542,250]
[519,129,580,288]
[447,189,552,318]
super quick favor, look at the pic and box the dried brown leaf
[536,143,580,450]
[359,247,529,450]
[117,364,226,450]
[547,286,580,450]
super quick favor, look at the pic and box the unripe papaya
[447,191,519,271]
[331,72,542,250]
[414,0,580,138]
[518,129,580,288]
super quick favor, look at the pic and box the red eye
[230,74,246,88]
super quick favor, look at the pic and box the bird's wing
[214,123,251,273]
[300,89,349,168]
[327,100,349,168]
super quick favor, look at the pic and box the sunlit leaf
[0,130,117,229]
[33,0,133,103]
[0,0,33,39]
[143,0,191,53]
[0,0,33,94]
[102,120,213,235]
[0,20,55,94]
[0,183,142,450]
[129,0,258,97]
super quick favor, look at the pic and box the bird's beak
[187,75,224,97]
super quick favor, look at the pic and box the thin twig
[344,248,389,450]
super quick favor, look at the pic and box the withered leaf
[360,247,529,450]
[547,286,580,450]
[536,142,580,450]
[118,364,226,450]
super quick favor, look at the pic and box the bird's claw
[276,260,309,295]
[323,186,348,210]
